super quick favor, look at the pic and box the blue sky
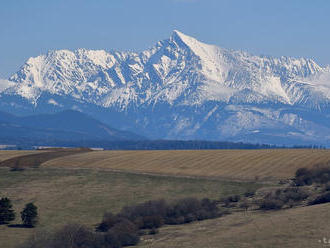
[1,0,330,77]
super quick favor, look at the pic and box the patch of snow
[0,79,15,92]
[48,98,62,107]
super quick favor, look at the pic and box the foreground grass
[0,167,262,248]
[137,203,330,248]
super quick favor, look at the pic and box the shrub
[137,229,148,236]
[103,231,121,248]
[324,182,330,191]
[21,222,139,248]
[109,219,139,247]
[120,199,168,222]
[228,195,240,202]
[201,198,218,212]
[96,212,127,232]
[149,228,159,235]
[0,197,15,224]
[171,198,201,216]
[164,197,219,224]
[294,165,330,186]
[295,168,309,178]
[21,203,38,227]
[309,192,330,205]
[10,167,25,172]
[279,187,309,202]
[42,224,99,248]
[239,200,249,211]
[221,194,241,207]
[287,199,295,208]
[183,213,196,223]
[19,230,52,248]
[258,187,309,210]
[195,209,211,220]
[244,189,256,198]
[259,198,284,210]
[140,215,163,229]
[98,197,220,235]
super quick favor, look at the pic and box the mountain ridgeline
[0,110,282,149]
[0,110,144,146]
[1,30,330,145]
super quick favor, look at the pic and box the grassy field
[0,149,329,248]
[137,203,330,248]
[0,166,262,248]
[43,149,330,180]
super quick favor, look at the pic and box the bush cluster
[97,198,220,233]
[244,189,256,198]
[294,165,330,186]
[258,164,330,209]
[258,187,308,210]
[0,197,15,224]
[22,197,219,248]
[309,192,330,205]
[21,223,139,248]
[220,195,241,207]
[325,182,330,192]
[0,197,38,227]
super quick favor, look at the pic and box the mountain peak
[171,30,204,49]
[172,29,189,39]
[2,31,330,145]
[170,30,228,82]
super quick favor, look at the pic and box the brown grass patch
[138,203,330,248]
[0,150,48,162]
[43,149,330,180]
[0,148,91,169]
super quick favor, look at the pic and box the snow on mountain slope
[1,31,330,145]
[5,30,328,108]
[0,79,15,92]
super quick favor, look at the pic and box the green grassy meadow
[0,167,262,248]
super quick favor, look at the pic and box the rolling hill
[0,110,143,145]
[42,149,330,180]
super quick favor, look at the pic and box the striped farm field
[43,149,330,180]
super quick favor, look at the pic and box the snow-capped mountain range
[1,30,330,145]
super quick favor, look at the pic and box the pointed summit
[170,30,221,58]
[170,30,203,49]
[169,30,227,82]
[171,30,191,40]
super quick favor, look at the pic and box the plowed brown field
[43,149,330,180]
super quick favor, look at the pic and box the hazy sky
[1,0,330,77]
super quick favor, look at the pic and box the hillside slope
[0,110,143,144]
[137,203,330,248]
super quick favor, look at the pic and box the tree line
[2,139,281,150]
